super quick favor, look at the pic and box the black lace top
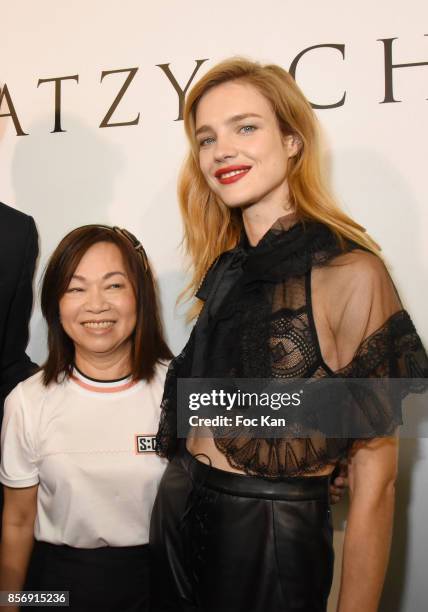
[156,216,428,477]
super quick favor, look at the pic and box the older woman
[0,225,172,611]
[150,58,428,611]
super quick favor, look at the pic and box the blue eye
[240,125,256,134]
[199,136,215,147]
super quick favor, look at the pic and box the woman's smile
[214,165,252,184]
[81,320,116,331]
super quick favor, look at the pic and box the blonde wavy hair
[178,57,379,318]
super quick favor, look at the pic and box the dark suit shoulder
[0,203,38,279]
[0,201,34,230]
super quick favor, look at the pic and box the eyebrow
[70,271,127,281]
[195,113,263,137]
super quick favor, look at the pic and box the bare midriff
[186,433,335,477]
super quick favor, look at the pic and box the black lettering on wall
[289,44,346,109]
[0,84,28,136]
[99,68,140,128]
[37,75,79,133]
[378,36,428,103]
[156,59,209,121]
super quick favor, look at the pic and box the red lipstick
[214,165,251,185]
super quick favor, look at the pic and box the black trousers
[23,540,150,612]
[150,445,334,612]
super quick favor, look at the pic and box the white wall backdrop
[1,1,427,610]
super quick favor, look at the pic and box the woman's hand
[329,460,349,504]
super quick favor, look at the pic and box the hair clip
[112,226,149,271]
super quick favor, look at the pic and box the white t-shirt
[0,365,168,548]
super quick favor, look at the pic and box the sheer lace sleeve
[326,250,427,381]
[319,251,428,442]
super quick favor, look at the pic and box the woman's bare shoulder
[313,248,400,343]
[316,248,390,293]
[326,248,385,272]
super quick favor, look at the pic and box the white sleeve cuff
[0,473,39,488]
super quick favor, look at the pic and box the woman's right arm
[0,484,37,592]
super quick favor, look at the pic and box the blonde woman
[150,58,428,612]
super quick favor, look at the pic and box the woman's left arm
[325,249,428,611]
[336,435,398,612]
